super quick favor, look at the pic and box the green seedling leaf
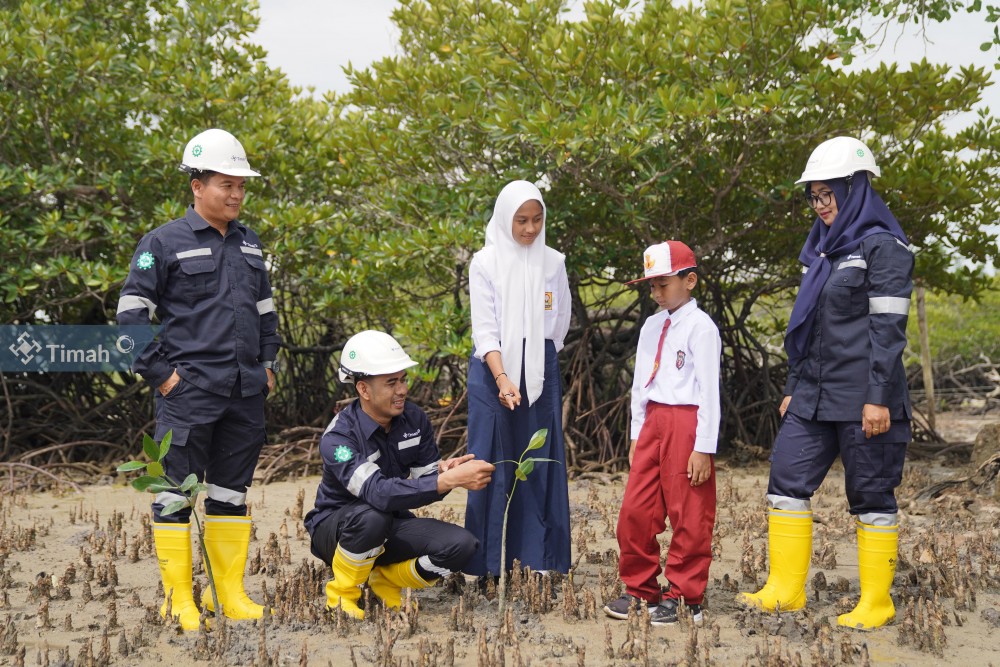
[514,467,527,481]
[146,481,174,493]
[158,429,172,461]
[180,474,199,492]
[161,500,190,517]
[142,433,159,462]
[525,457,560,464]
[117,460,146,473]
[526,428,548,451]
[147,461,164,478]
[191,483,208,495]
[131,475,158,491]
[518,459,535,477]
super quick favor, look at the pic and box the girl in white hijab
[463,180,572,581]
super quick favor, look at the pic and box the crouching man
[305,330,495,618]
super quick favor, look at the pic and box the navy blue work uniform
[117,205,281,521]
[305,400,477,575]
[770,233,913,520]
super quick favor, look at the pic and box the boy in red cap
[604,241,722,626]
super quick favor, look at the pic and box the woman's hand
[778,395,791,418]
[862,403,890,439]
[496,375,521,410]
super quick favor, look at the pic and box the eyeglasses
[805,190,834,209]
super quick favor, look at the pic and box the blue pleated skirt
[462,340,572,576]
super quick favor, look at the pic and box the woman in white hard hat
[739,137,914,630]
[463,180,572,584]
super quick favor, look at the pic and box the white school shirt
[469,254,572,360]
[630,298,722,454]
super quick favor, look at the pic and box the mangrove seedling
[492,427,561,615]
[116,430,220,619]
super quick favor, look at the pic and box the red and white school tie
[644,317,671,388]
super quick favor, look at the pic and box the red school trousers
[616,403,716,605]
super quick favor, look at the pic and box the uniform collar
[667,297,698,322]
[184,205,247,235]
[349,399,413,440]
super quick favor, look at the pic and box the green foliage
[907,278,1000,362]
[116,430,207,516]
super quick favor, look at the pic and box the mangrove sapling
[116,430,221,620]
[492,427,561,615]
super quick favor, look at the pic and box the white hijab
[474,180,562,405]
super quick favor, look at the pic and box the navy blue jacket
[117,206,280,397]
[304,400,444,536]
[785,232,914,422]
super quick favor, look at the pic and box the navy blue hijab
[783,173,908,365]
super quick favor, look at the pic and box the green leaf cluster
[116,430,206,516]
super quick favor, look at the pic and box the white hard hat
[795,136,880,184]
[180,128,261,177]
[338,331,417,384]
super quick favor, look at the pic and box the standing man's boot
[200,515,266,620]
[153,522,203,631]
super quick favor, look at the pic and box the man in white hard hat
[305,330,496,619]
[117,128,281,630]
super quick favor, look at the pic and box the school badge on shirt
[675,350,686,370]
[544,291,553,311]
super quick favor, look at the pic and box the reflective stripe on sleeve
[205,483,247,506]
[117,295,157,319]
[869,296,910,315]
[409,461,439,479]
[176,248,212,259]
[240,246,264,257]
[256,298,274,315]
[347,462,380,496]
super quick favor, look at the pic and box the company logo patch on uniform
[675,350,686,370]
[136,252,155,270]
[333,445,353,463]
[544,292,553,311]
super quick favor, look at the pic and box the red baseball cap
[626,241,697,284]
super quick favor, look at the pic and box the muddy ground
[1,413,999,666]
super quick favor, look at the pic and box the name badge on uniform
[398,436,420,450]
[544,292,553,311]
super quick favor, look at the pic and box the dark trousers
[152,376,266,522]
[768,412,908,515]
[310,500,478,573]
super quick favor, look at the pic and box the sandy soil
[2,417,1000,666]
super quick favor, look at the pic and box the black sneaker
[651,597,704,627]
[603,593,647,620]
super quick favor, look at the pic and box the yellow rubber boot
[369,558,437,609]
[153,522,203,631]
[837,522,898,630]
[738,509,812,612]
[326,546,380,619]
[200,515,266,620]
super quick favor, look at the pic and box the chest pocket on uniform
[179,258,218,301]
[827,268,866,314]
[242,252,265,298]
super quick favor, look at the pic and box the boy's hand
[687,451,712,487]
[628,439,637,466]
